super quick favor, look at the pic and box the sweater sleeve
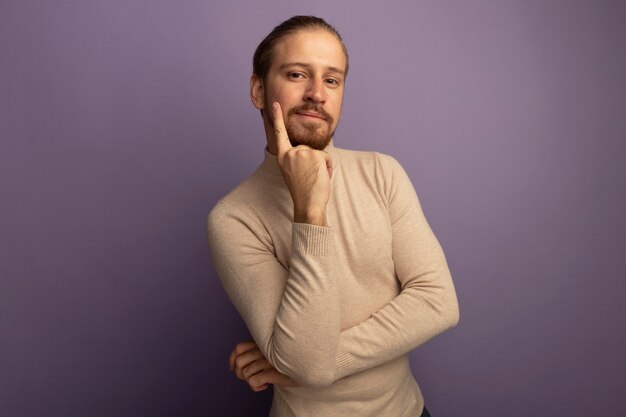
[332,153,459,381]
[207,200,340,387]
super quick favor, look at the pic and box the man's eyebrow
[279,62,345,76]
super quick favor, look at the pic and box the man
[207,15,459,417]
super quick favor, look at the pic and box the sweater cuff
[292,223,333,256]
[334,344,353,380]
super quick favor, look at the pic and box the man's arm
[208,204,339,387]
[332,153,459,380]
[207,102,340,387]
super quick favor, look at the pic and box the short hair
[252,15,349,80]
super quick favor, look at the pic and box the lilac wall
[2,1,625,416]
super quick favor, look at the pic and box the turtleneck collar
[257,140,337,183]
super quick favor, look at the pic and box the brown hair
[252,16,349,80]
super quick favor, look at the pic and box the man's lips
[295,111,326,120]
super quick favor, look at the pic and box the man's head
[250,16,349,152]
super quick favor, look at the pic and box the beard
[268,102,336,151]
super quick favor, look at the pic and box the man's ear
[250,74,265,110]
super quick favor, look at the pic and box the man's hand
[229,340,299,392]
[272,102,333,226]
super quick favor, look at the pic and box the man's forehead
[271,29,346,72]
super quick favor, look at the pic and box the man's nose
[304,78,326,103]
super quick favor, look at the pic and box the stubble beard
[268,102,337,151]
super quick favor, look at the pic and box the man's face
[254,29,346,151]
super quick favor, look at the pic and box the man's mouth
[295,111,326,120]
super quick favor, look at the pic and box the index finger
[272,102,292,160]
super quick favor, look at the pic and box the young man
[207,16,459,417]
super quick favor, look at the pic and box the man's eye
[325,79,339,85]
[288,72,303,79]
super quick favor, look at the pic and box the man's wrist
[294,207,327,226]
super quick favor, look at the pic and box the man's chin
[289,135,332,151]
[287,126,332,150]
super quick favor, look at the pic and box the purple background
[2,1,625,416]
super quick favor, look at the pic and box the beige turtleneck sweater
[206,143,459,417]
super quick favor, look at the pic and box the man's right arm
[207,200,339,388]
[208,103,339,388]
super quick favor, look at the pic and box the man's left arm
[331,153,459,380]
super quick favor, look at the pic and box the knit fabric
[207,143,459,417]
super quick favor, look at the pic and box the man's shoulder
[205,171,278,259]
[333,146,405,176]
[209,173,264,215]
[207,163,286,231]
